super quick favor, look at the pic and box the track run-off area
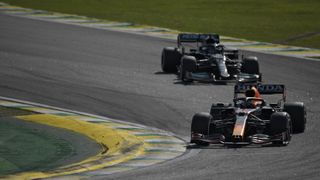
[0,7,320,180]
[0,97,185,179]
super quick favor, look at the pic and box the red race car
[190,83,306,146]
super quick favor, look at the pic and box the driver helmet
[200,36,217,54]
[245,87,262,107]
[203,36,216,45]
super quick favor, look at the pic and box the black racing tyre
[180,65,190,83]
[284,102,306,133]
[191,112,211,146]
[181,56,196,82]
[161,47,182,73]
[191,112,211,135]
[270,112,290,134]
[241,56,260,75]
[270,112,292,145]
[181,56,197,72]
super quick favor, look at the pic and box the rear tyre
[181,56,196,82]
[270,112,292,146]
[241,56,260,75]
[284,102,306,133]
[161,47,182,73]
[191,112,211,146]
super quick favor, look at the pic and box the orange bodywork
[232,115,247,138]
[252,87,262,107]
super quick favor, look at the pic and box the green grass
[0,118,74,176]
[288,34,320,49]
[2,0,320,49]
[0,106,36,117]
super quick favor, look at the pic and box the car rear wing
[177,33,220,48]
[234,83,286,101]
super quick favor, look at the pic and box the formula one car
[190,83,306,146]
[161,33,261,83]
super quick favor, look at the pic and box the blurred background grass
[3,0,320,48]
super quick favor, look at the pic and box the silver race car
[161,33,261,83]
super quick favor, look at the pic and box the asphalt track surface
[1,13,320,179]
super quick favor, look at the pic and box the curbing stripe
[0,97,186,179]
[0,2,319,60]
[7,114,145,179]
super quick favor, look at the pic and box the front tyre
[284,102,306,133]
[191,112,211,146]
[181,56,196,82]
[241,56,260,75]
[161,47,181,73]
[270,112,292,146]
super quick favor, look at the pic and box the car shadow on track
[154,71,170,75]
[186,143,285,149]
[154,71,230,86]
[173,81,229,86]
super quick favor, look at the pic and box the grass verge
[1,0,320,49]
[0,117,74,176]
[0,106,36,117]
